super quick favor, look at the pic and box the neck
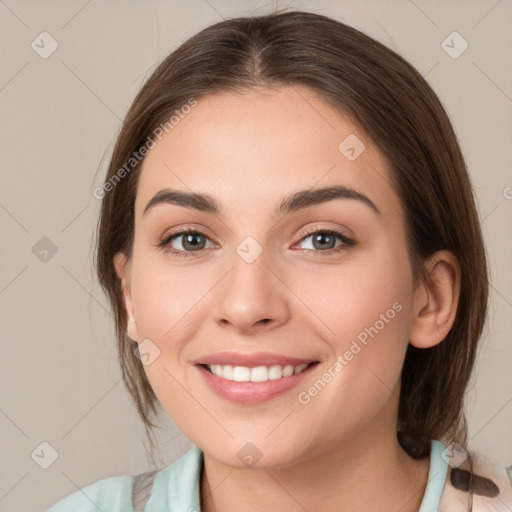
[200,426,430,512]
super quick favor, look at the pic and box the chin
[199,435,312,471]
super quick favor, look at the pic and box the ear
[113,252,140,342]
[409,250,461,349]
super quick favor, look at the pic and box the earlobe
[409,250,461,349]
[113,252,139,341]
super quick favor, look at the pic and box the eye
[294,227,354,256]
[158,229,215,257]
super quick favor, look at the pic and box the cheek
[297,253,411,349]
[128,251,217,412]
[130,251,212,343]
[293,252,412,406]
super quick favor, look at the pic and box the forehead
[135,85,400,221]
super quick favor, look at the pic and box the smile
[196,361,319,404]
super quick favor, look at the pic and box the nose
[214,247,291,334]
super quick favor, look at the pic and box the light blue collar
[144,443,203,511]
[419,440,449,512]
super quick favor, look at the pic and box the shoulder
[439,445,512,511]
[46,474,137,512]
[45,444,204,512]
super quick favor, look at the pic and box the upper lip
[192,351,318,368]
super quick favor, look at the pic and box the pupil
[314,233,334,249]
[184,233,204,250]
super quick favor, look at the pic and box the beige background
[0,1,511,510]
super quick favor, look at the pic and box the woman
[47,9,511,512]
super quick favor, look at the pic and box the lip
[192,351,317,367]
[193,352,320,404]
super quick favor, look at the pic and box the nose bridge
[214,235,289,331]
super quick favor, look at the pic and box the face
[116,85,420,469]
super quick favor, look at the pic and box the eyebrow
[142,185,381,218]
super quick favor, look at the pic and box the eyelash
[156,226,355,258]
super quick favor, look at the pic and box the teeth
[248,366,267,382]
[206,363,310,382]
[269,365,284,380]
[294,363,308,375]
[233,366,251,381]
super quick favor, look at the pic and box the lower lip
[196,363,318,404]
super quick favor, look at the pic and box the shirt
[46,439,512,511]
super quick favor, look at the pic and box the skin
[114,85,461,512]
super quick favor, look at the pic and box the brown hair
[95,9,488,459]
